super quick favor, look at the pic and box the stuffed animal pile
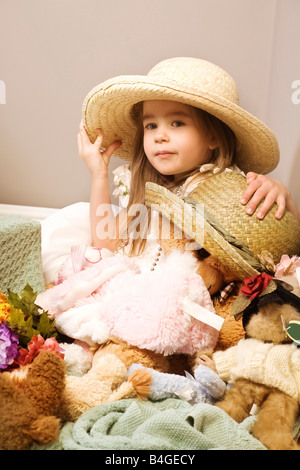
[1,215,299,450]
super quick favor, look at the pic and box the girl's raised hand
[241,172,300,222]
[77,120,121,178]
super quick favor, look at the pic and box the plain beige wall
[0,0,299,208]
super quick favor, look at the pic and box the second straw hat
[144,171,300,280]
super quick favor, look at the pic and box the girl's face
[142,100,217,181]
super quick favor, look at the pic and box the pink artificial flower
[275,255,300,277]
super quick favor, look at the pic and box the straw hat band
[82,57,280,174]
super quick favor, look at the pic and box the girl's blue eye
[172,121,184,127]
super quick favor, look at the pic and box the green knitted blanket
[33,398,266,450]
[0,215,45,294]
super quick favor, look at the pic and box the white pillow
[41,202,91,284]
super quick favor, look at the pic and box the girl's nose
[154,127,169,143]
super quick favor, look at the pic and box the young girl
[78,57,300,258]
[36,58,300,354]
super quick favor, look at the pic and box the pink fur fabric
[37,251,220,355]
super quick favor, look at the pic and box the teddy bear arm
[212,345,238,382]
[24,351,66,415]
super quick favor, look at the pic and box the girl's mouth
[155,151,174,159]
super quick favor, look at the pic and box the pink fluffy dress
[37,250,222,355]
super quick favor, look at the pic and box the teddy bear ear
[24,416,60,445]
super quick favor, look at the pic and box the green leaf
[6,304,38,347]
[259,279,277,297]
[231,294,251,319]
[7,284,40,318]
[37,311,57,339]
[5,284,58,346]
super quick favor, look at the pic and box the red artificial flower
[240,273,273,300]
[15,334,64,366]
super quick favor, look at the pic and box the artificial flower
[15,334,64,366]
[0,292,10,322]
[112,164,131,208]
[257,250,276,273]
[240,273,273,300]
[275,255,300,277]
[0,321,19,370]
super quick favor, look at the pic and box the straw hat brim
[82,75,279,175]
[144,172,300,280]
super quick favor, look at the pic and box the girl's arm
[240,172,300,223]
[77,121,122,249]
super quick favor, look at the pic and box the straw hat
[82,57,279,174]
[144,171,300,280]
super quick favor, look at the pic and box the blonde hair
[119,102,236,255]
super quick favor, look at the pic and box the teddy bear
[0,350,66,450]
[58,344,226,422]
[59,352,152,422]
[208,271,300,450]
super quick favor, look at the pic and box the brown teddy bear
[0,350,66,450]
[210,272,300,450]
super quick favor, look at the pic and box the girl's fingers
[246,171,259,184]
[241,174,289,219]
[245,188,286,219]
[244,186,269,216]
[106,140,122,157]
[274,194,286,219]
[240,177,262,205]
[101,140,122,165]
[79,120,92,145]
[78,120,121,166]
[252,191,277,219]
[94,128,104,147]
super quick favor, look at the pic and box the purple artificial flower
[0,321,19,370]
